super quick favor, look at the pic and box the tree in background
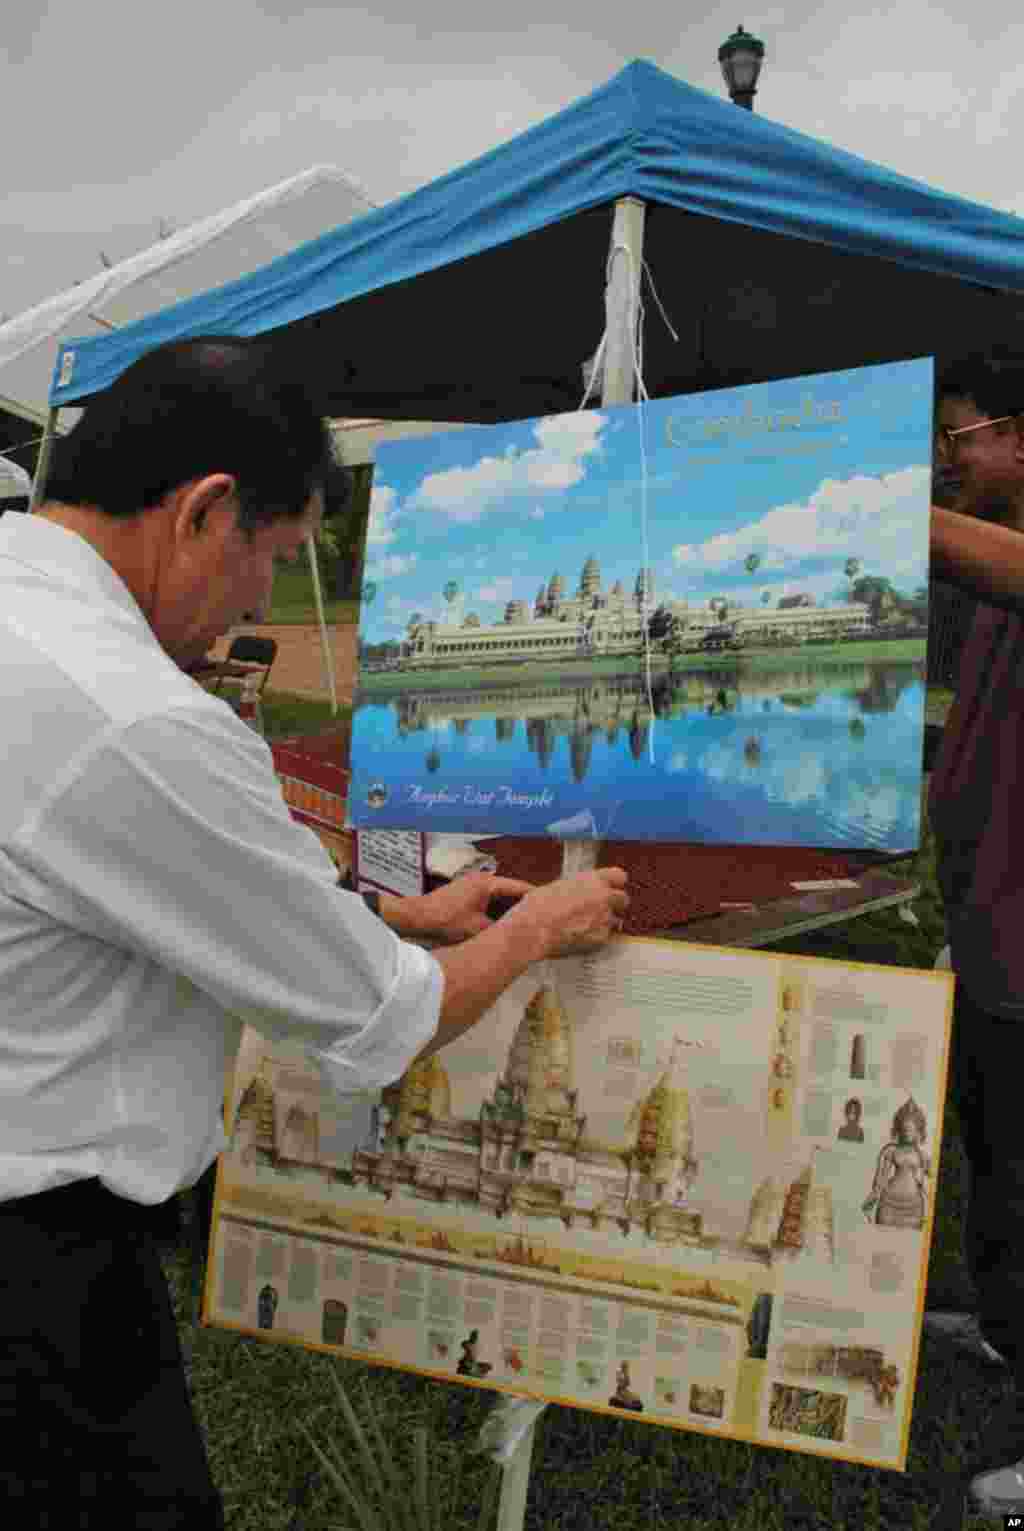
[300,462,374,603]
[648,605,688,674]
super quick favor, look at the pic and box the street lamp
[718,24,765,110]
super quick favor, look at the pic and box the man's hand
[418,866,630,1060]
[382,872,535,945]
[501,867,629,959]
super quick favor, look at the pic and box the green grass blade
[328,1369,391,1519]
[413,1426,431,1531]
[298,1421,385,1531]
[476,1461,500,1531]
[359,1378,417,1531]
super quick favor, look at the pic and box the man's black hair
[45,335,347,540]
[936,352,1024,420]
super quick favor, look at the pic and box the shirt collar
[0,510,152,630]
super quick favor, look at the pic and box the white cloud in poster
[671,466,929,574]
[367,482,399,546]
[407,413,607,521]
[474,576,522,604]
[384,594,427,624]
[366,552,418,578]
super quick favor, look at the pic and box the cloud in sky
[670,467,929,579]
[474,576,523,604]
[5,3,1024,330]
[407,412,607,521]
[366,552,418,579]
[367,482,399,546]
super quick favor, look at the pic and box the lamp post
[718,24,765,110]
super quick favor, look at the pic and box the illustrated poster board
[204,937,953,1471]
[349,359,933,850]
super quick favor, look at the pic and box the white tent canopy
[0,454,32,497]
[0,165,377,423]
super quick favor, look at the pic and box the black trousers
[0,1178,224,1528]
[950,988,1024,1390]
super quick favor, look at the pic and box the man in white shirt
[0,336,628,1528]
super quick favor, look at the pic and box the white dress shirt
[0,512,442,1204]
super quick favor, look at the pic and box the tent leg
[560,197,645,881]
[29,408,59,511]
[601,197,646,410]
[306,530,340,716]
[496,1415,538,1531]
[476,1395,545,1531]
[480,198,651,1510]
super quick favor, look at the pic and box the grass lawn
[267,564,359,627]
[357,640,926,695]
[161,697,1000,1529]
[210,687,350,741]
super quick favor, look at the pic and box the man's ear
[174,475,237,539]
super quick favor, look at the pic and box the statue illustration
[456,1328,492,1378]
[837,1098,864,1143]
[862,1098,929,1229]
[746,1292,774,1359]
[257,1283,279,1331]
[608,1359,643,1412]
[850,1034,867,1079]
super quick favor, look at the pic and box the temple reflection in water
[372,661,920,786]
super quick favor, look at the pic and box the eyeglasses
[937,414,1022,452]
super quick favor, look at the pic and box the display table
[470,834,919,948]
[659,863,918,947]
[267,733,920,947]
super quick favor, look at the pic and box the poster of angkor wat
[204,938,954,1470]
[349,359,933,847]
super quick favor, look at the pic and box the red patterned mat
[477,837,858,933]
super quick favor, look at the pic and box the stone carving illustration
[321,1299,348,1347]
[862,1098,929,1230]
[837,1098,864,1143]
[746,1292,774,1359]
[779,1342,902,1409]
[257,1283,279,1331]
[232,1059,278,1168]
[609,1359,644,1412]
[456,1328,493,1378]
[745,1150,835,1263]
[689,1384,725,1419]
[850,1034,867,1079]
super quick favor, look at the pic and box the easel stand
[471,193,646,1531]
[475,1397,547,1530]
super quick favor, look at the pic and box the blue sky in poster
[360,359,933,643]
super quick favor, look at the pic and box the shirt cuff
[313,938,443,1096]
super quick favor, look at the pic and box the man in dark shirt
[926,354,1024,1519]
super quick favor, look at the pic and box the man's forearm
[416,910,552,1060]
[932,506,1024,612]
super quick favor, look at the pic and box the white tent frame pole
[28,408,59,511]
[559,194,645,884]
[305,529,340,716]
[602,197,646,410]
[479,196,650,1531]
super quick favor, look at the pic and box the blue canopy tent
[42,57,1024,424]
[32,58,1024,716]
